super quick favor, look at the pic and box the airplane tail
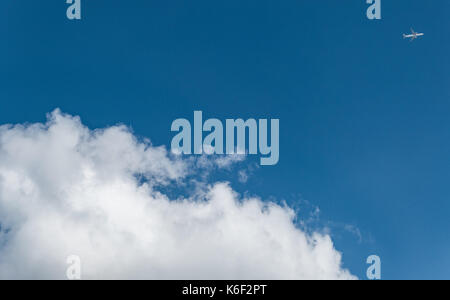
[403,34,406,39]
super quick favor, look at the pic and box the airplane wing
[411,28,416,34]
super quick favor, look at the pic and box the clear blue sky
[1,0,449,279]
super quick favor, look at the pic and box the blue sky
[1,0,449,279]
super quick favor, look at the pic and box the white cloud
[0,110,356,280]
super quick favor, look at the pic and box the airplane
[403,28,424,41]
